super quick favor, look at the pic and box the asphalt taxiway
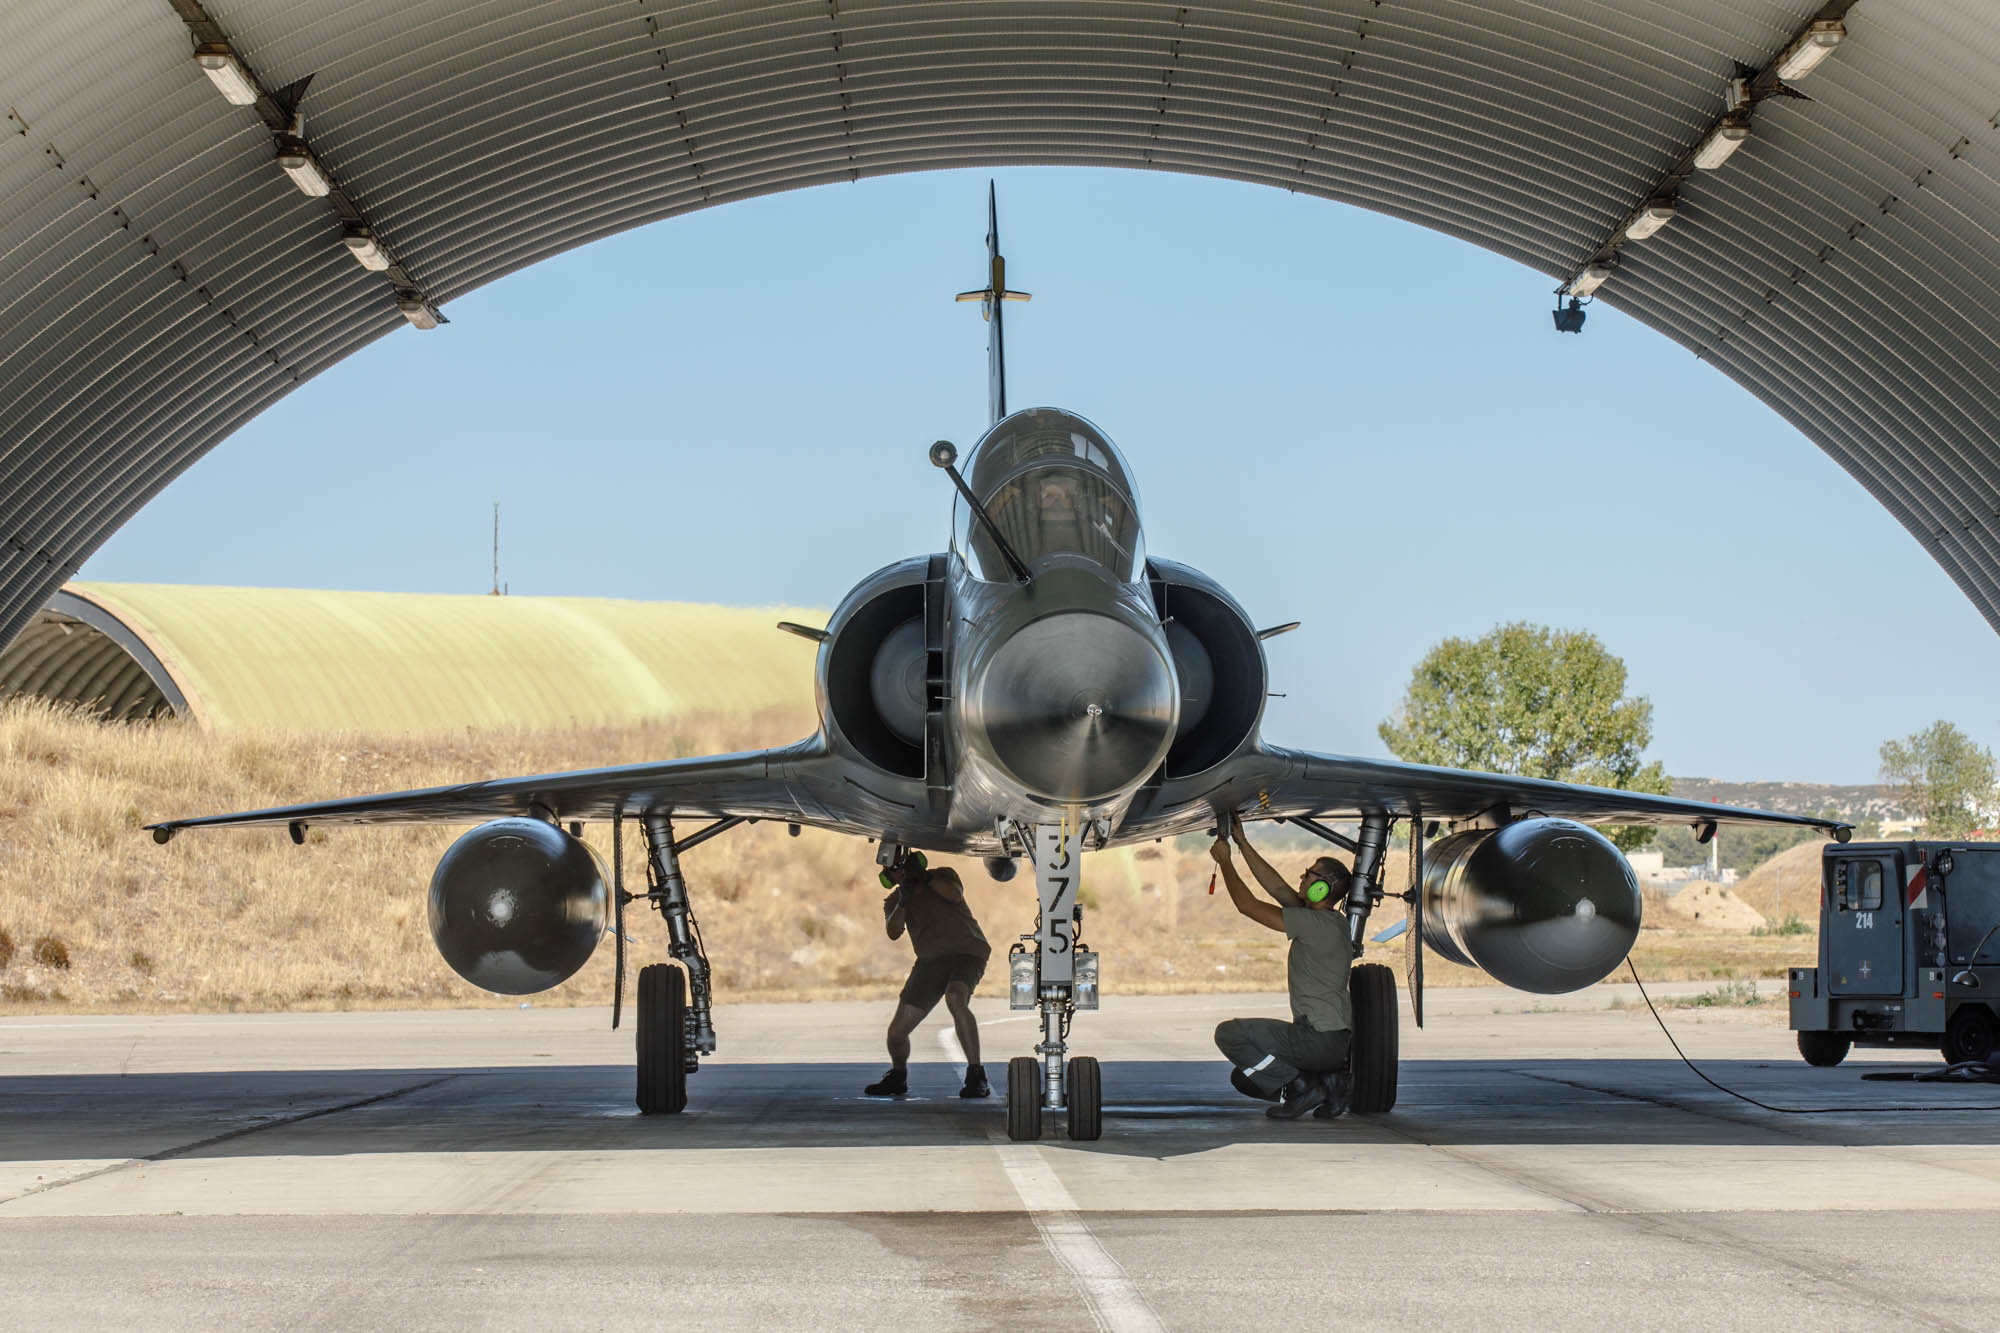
[3,986,1996,1330]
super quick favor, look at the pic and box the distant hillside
[1670,777,1907,823]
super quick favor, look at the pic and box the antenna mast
[491,502,501,596]
[955,181,1031,426]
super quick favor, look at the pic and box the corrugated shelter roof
[0,582,820,732]
[3,2,1999,648]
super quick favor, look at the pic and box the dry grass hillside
[0,699,1814,1013]
[1731,839,1828,925]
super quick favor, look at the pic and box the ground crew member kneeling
[1209,815,1355,1119]
[865,854,992,1099]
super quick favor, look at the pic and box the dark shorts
[899,953,988,1012]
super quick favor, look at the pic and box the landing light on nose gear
[1005,821,1104,1140]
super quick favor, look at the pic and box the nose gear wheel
[1065,1055,1102,1140]
[1007,1055,1042,1139]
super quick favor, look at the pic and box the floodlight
[274,135,331,197]
[1552,298,1587,334]
[1624,199,1677,241]
[1693,115,1751,170]
[343,226,391,272]
[1776,20,1845,80]
[194,44,258,106]
[1567,262,1613,299]
[396,291,442,330]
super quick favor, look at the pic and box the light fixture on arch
[1624,199,1677,241]
[1693,115,1751,170]
[274,133,331,197]
[193,43,258,106]
[1776,20,1846,80]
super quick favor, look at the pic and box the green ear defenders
[1303,860,1342,905]
[879,849,928,890]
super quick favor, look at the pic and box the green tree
[1879,721,1997,839]
[1378,623,1671,850]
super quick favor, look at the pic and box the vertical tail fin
[954,181,1031,426]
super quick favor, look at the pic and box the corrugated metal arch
[3,1,1997,645]
[0,582,822,732]
[0,589,184,722]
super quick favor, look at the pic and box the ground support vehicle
[1790,841,2000,1066]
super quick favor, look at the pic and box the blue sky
[83,167,2000,784]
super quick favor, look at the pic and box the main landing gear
[1290,811,1404,1114]
[1005,823,1103,1140]
[620,812,725,1115]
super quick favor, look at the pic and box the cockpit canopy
[954,408,1145,582]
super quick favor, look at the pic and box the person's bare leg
[867,1002,929,1095]
[885,1003,925,1069]
[943,982,981,1067]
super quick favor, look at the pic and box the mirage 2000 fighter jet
[151,188,1849,1140]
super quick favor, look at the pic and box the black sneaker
[1230,1068,1280,1102]
[1311,1073,1349,1120]
[960,1064,992,1099]
[864,1067,909,1097]
[1265,1074,1329,1120]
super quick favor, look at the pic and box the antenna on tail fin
[955,181,1031,426]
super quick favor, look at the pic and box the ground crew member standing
[1209,815,1355,1119]
[865,854,992,1098]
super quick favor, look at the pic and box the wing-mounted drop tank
[1420,818,1643,993]
[428,818,607,994]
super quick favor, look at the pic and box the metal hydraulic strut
[1343,813,1390,949]
[1031,822,1078,1109]
[641,812,720,1056]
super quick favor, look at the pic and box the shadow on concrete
[5,1057,2000,1164]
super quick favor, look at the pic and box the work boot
[1265,1073,1329,1120]
[864,1066,909,1097]
[1312,1072,1349,1120]
[960,1063,992,1099]
[1230,1068,1280,1102]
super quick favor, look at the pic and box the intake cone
[969,612,1178,802]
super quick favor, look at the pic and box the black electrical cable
[1625,959,2000,1114]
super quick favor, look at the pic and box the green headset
[1303,863,1339,905]
[879,849,927,890]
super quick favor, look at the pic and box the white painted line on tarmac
[938,1026,966,1078]
[956,1014,1159,1327]
[992,1137,1164,1333]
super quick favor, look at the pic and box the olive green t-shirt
[902,880,991,961]
[1283,907,1354,1033]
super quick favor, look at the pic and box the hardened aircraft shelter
[3,0,1998,648]
[0,583,818,731]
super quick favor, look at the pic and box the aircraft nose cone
[971,612,1179,802]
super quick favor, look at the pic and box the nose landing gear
[1005,822,1103,1140]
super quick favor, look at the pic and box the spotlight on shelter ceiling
[1551,296,1588,335]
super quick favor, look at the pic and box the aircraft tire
[637,963,688,1114]
[1006,1055,1042,1140]
[1066,1056,1102,1141]
[1348,963,1399,1114]
[1796,1029,1852,1067]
